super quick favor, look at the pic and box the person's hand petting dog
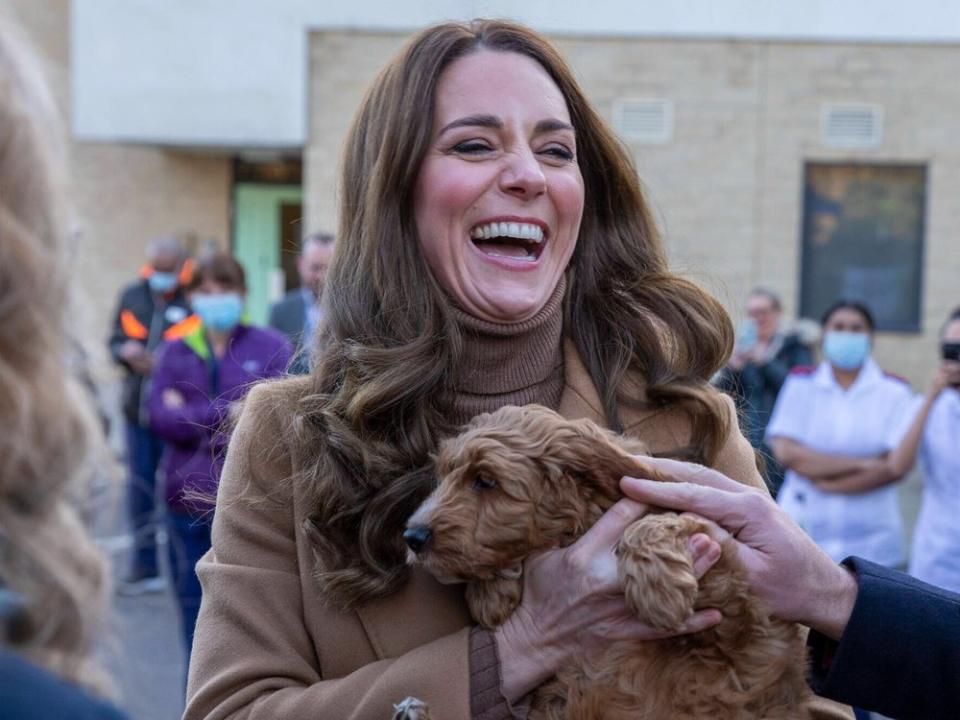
[495,497,724,704]
[620,458,859,642]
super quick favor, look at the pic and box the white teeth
[469,222,545,243]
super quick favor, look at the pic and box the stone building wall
[306,29,960,388]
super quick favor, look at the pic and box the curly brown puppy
[402,404,814,720]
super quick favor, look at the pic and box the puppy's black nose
[403,526,433,554]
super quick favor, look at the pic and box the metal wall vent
[613,98,673,144]
[821,103,883,148]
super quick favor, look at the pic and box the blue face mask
[148,271,178,293]
[192,293,244,333]
[823,331,871,370]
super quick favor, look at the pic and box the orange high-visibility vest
[138,259,194,288]
[178,257,195,287]
[120,309,149,340]
[163,314,201,341]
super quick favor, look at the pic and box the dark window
[799,163,926,331]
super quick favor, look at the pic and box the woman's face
[414,49,585,323]
[824,307,870,335]
[944,319,960,344]
[192,277,240,297]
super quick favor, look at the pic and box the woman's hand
[930,361,958,397]
[495,498,722,703]
[620,458,858,641]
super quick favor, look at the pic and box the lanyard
[208,354,221,399]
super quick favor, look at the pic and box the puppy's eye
[472,473,497,491]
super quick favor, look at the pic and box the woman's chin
[463,287,556,324]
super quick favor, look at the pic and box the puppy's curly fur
[403,405,814,719]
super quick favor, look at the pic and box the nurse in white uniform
[766,301,914,567]
[906,310,960,591]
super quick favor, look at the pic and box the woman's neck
[831,365,861,390]
[447,277,566,426]
[207,328,232,358]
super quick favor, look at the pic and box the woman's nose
[499,150,546,200]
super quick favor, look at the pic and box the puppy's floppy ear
[542,418,673,494]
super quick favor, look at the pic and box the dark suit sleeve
[268,300,283,332]
[808,557,960,720]
[0,649,129,720]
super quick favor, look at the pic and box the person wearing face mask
[715,288,815,495]
[766,300,915,572]
[896,307,960,592]
[147,253,291,672]
[108,236,195,593]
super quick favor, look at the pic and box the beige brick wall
[305,31,406,237]
[307,29,960,390]
[4,0,230,388]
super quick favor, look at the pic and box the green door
[233,183,303,325]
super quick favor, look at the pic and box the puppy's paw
[392,697,431,720]
[616,515,699,631]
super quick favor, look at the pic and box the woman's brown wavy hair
[295,19,734,608]
[0,17,111,693]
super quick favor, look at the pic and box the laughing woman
[184,20,851,720]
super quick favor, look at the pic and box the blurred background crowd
[1,1,958,719]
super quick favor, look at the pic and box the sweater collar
[447,277,566,425]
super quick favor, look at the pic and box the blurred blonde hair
[0,15,111,693]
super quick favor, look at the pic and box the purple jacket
[148,323,292,515]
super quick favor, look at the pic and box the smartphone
[737,318,758,351]
[944,343,960,387]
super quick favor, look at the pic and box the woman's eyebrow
[534,119,575,134]
[438,114,501,136]
[437,115,575,137]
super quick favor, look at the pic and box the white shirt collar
[813,356,883,393]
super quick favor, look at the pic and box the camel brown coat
[184,339,853,720]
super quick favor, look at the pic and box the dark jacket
[268,289,315,374]
[108,278,193,424]
[0,648,129,720]
[809,557,960,719]
[715,332,813,493]
[148,323,291,515]
[716,332,814,448]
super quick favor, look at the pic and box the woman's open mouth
[469,221,546,262]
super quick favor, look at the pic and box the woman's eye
[451,141,493,155]
[541,145,575,162]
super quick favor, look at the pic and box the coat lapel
[559,338,682,450]
[558,338,607,424]
[354,567,471,660]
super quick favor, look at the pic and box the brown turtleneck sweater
[448,276,566,428]
[450,278,567,720]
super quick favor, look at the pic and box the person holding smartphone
[904,307,960,591]
[714,288,814,495]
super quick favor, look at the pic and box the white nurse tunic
[766,358,915,566]
[908,388,960,591]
